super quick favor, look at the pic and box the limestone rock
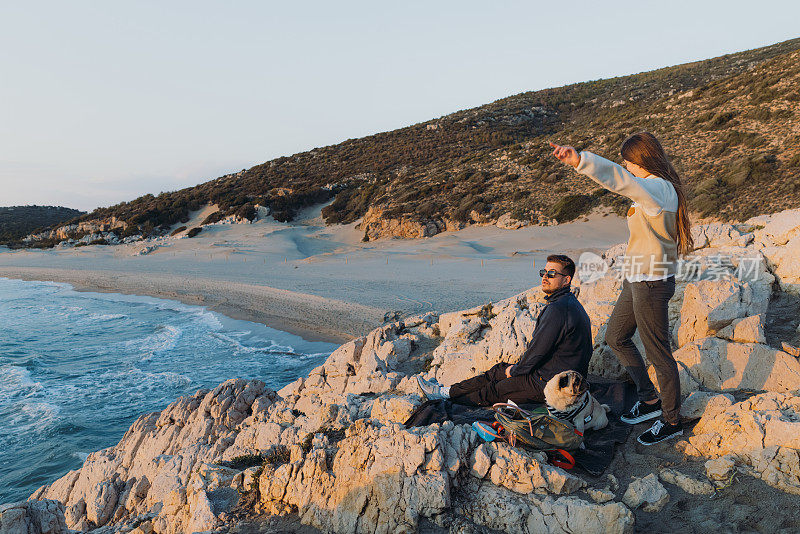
[484,442,585,495]
[461,483,634,534]
[258,420,472,533]
[673,338,800,393]
[0,500,68,534]
[658,468,715,495]
[763,235,800,294]
[716,314,766,344]
[622,473,670,512]
[782,342,800,358]
[761,208,800,245]
[678,279,747,347]
[586,487,616,503]
[601,242,627,265]
[680,391,734,420]
[469,443,492,479]
[29,379,276,533]
[496,212,528,229]
[369,394,421,424]
[428,294,543,385]
[24,211,800,534]
[691,222,754,249]
[686,392,800,494]
[705,456,736,485]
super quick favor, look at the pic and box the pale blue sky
[1,1,798,211]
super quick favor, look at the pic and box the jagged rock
[680,391,734,419]
[428,293,544,385]
[459,482,634,534]
[716,314,766,344]
[258,420,473,533]
[359,206,462,240]
[0,500,68,534]
[783,342,800,358]
[622,474,670,512]
[683,392,800,494]
[673,338,800,392]
[601,242,627,264]
[763,235,800,294]
[760,208,800,245]
[704,456,736,485]
[496,212,528,229]
[586,487,616,503]
[29,379,277,533]
[678,278,750,347]
[691,223,754,249]
[483,442,585,495]
[470,443,492,479]
[369,394,421,424]
[23,217,127,243]
[658,468,715,495]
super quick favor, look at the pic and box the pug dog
[544,370,610,433]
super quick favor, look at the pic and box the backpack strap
[547,449,576,470]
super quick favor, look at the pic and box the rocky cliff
[5,209,800,534]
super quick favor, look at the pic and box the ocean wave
[0,365,43,398]
[209,331,297,355]
[0,400,61,437]
[87,313,128,322]
[127,324,183,359]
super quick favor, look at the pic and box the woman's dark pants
[605,276,680,424]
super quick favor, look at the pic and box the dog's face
[554,370,588,401]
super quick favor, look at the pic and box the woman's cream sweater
[576,151,679,281]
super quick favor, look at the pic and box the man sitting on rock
[417,254,593,406]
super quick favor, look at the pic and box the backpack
[473,402,584,469]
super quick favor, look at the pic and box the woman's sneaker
[637,419,683,445]
[620,400,662,424]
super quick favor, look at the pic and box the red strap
[548,449,576,470]
[475,421,503,440]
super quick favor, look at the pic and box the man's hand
[505,365,515,379]
[549,141,580,168]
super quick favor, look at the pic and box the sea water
[0,277,337,503]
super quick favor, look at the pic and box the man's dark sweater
[510,286,593,382]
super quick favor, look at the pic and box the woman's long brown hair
[621,132,694,255]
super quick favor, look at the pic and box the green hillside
[0,206,85,245]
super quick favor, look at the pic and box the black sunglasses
[539,269,567,279]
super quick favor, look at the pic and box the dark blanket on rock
[403,378,638,477]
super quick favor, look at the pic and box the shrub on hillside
[548,194,591,223]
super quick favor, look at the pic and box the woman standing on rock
[549,132,693,445]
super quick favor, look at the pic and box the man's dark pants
[448,363,546,407]
[605,276,680,424]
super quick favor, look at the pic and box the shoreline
[0,212,630,346]
[0,267,376,344]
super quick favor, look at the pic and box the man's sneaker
[417,376,448,400]
[620,400,662,424]
[637,419,683,445]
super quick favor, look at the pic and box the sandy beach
[0,204,628,343]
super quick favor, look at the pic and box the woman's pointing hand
[548,142,580,168]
